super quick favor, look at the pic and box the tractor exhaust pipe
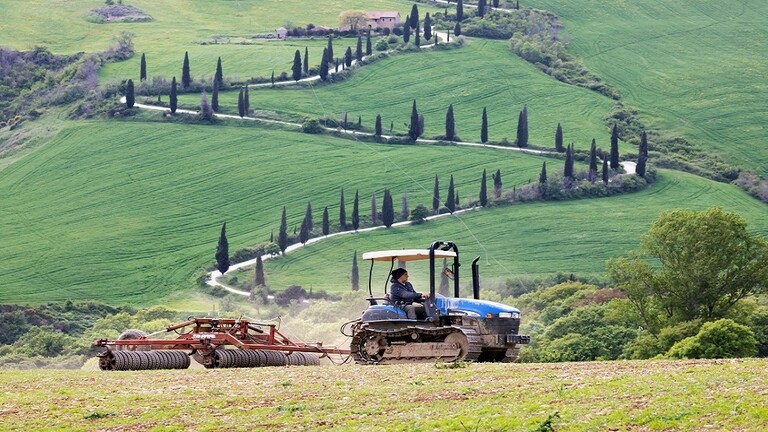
[471,256,480,300]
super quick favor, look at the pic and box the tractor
[346,240,530,364]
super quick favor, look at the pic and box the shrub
[301,118,324,134]
[409,204,429,224]
[666,319,758,359]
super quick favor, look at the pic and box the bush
[301,118,324,134]
[409,204,429,224]
[666,319,758,359]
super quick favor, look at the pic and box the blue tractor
[347,241,530,364]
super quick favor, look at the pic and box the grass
[1,359,766,430]
[525,0,768,175]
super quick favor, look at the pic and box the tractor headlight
[498,312,519,319]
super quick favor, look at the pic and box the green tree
[215,56,223,86]
[492,169,502,198]
[326,35,334,64]
[636,131,649,177]
[211,79,219,112]
[408,100,420,141]
[254,254,265,286]
[125,79,135,108]
[375,114,382,137]
[237,87,244,118]
[555,122,564,152]
[382,189,394,228]
[608,208,768,325]
[370,192,378,225]
[516,106,528,148]
[403,18,411,44]
[493,0,499,7]
[351,251,360,291]
[244,85,250,115]
[344,46,352,68]
[170,76,178,114]
[401,192,410,220]
[181,51,191,89]
[445,104,456,141]
[356,36,363,62]
[199,91,214,121]
[432,175,441,211]
[339,189,347,231]
[319,48,329,81]
[366,28,372,55]
[564,144,574,179]
[539,161,547,184]
[139,53,146,81]
[410,204,429,224]
[610,124,620,169]
[303,47,309,76]
[445,175,456,212]
[352,190,360,230]
[299,217,310,244]
[602,159,609,184]
[303,201,313,233]
[322,207,330,236]
[278,207,288,254]
[666,319,758,359]
[454,21,462,37]
[415,24,421,47]
[479,168,488,206]
[410,4,419,29]
[589,138,598,182]
[271,70,275,87]
[292,50,302,81]
[215,222,230,273]
[424,13,433,41]
[457,0,464,21]
[481,107,488,143]
[477,0,487,17]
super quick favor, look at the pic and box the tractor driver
[389,268,427,320]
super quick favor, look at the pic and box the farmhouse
[338,11,402,31]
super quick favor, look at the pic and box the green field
[2,359,767,430]
[526,0,768,175]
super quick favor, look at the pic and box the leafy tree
[182,51,191,89]
[564,144,574,179]
[169,76,178,114]
[666,319,758,359]
[382,189,395,228]
[410,204,429,224]
[292,50,302,81]
[481,107,488,143]
[492,169,502,198]
[254,254,265,286]
[403,18,411,43]
[344,46,352,68]
[351,251,360,291]
[366,28,372,55]
[371,192,378,225]
[215,56,223,86]
[608,208,768,325]
[326,35,334,63]
[432,175,441,211]
[445,104,456,141]
[125,79,135,108]
[278,207,288,254]
[319,48,329,81]
[457,0,464,21]
[477,0,487,17]
[408,100,420,141]
[445,175,456,212]
[375,114,382,137]
[352,190,360,230]
[610,124,620,169]
[555,122,564,152]
[424,13,433,41]
[339,10,368,31]
[237,87,244,118]
[339,189,347,230]
[322,207,330,236]
[479,168,488,206]
[410,4,419,29]
[589,138,598,182]
[211,79,219,112]
[303,47,309,76]
[356,36,363,62]
[454,21,462,37]
[602,159,609,184]
[215,222,230,273]
[401,192,410,220]
[140,53,146,81]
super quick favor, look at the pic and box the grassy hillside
[525,0,768,175]
[2,359,766,430]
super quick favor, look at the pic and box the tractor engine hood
[436,296,521,318]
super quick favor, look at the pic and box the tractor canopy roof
[362,249,457,262]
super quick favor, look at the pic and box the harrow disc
[98,350,191,371]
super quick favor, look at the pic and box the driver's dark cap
[391,268,407,280]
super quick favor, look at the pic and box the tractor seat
[367,296,391,306]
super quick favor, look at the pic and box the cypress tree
[457,0,464,21]
[278,207,288,254]
[125,79,135,108]
[211,79,219,112]
[415,24,421,47]
[636,131,649,177]
[352,190,360,231]
[477,0,487,17]
[516,106,529,148]
[292,50,302,81]
[454,21,462,37]
[564,144,575,179]
[640,131,649,157]
[401,192,410,220]
[424,13,432,41]
[182,51,191,89]
[455,190,459,207]
[299,217,309,244]
[237,87,244,118]
[589,138,598,182]
[479,168,488,206]
[356,36,363,62]
[610,124,620,170]
[408,100,420,141]
[351,251,359,291]
[375,114,382,137]
[215,56,223,86]
[382,189,395,228]
[403,18,411,43]
[433,175,440,211]
[244,86,250,116]
[555,122,564,152]
[602,159,609,184]
[493,169,502,198]
[516,0,520,10]
[170,76,178,113]
[319,48,329,81]
[140,53,146,81]
[339,188,347,230]
[304,201,313,232]
[303,47,309,75]
[539,161,547,184]
[215,222,230,273]
[445,104,456,140]
[322,207,330,236]
[371,192,378,225]
[255,253,265,286]
[327,36,334,64]
[357,115,362,129]
[344,46,352,67]
[493,0,499,7]
[418,114,424,137]
[366,27,372,55]
[271,70,275,87]
[410,4,419,29]
[446,175,456,212]
[481,107,488,143]
[199,90,213,121]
